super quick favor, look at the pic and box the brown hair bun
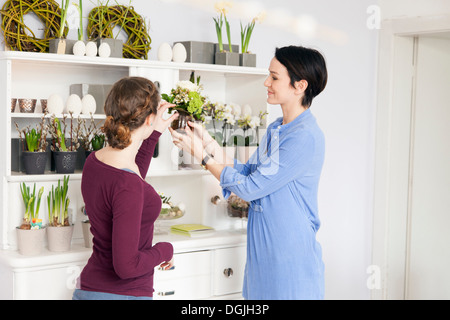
[102,77,160,149]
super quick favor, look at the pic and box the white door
[406,35,450,299]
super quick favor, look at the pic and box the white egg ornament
[85,41,98,57]
[98,42,111,58]
[73,40,86,56]
[172,43,187,63]
[157,42,173,62]
[66,94,82,115]
[81,94,97,114]
[47,94,65,114]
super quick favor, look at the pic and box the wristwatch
[201,154,211,170]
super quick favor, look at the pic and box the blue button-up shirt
[220,109,325,299]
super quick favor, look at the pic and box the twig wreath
[0,0,68,52]
[87,5,151,59]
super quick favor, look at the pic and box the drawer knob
[223,268,234,278]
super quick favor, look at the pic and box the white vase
[47,225,74,252]
[16,227,46,256]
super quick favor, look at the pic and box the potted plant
[16,183,45,255]
[79,115,105,166]
[46,175,74,252]
[239,12,265,67]
[213,1,239,66]
[49,0,77,54]
[162,73,206,131]
[15,115,49,174]
[48,114,81,174]
[155,192,185,235]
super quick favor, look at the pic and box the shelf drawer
[213,246,246,296]
[154,250,211,281]
[153,274,211,300]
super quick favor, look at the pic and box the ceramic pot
[23,151,47,174]
[49,39,77,55]
[47,225,74,252]
[53,151,77,174]
[215,51,239,66]
[96,38,123,58]
[175,41,215,64]
[239,53,256,67]
[16,227,46,256]
[18,99,37,113]
[11,98,17,112]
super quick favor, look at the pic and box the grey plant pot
[47,225,74,252]
[53,151,77,174]
[49,39,77,54]
[22,151,47,175]
[239,53,256,67]
[174,41,215,64]
[215,51,240,66]
[16,227,46,256]
[96,38,123,58]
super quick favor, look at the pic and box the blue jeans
[72,289,152,300]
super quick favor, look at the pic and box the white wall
[0,0,379,299]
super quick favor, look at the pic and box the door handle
[223,268,234,278]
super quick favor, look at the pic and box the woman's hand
[151,101,179,133]
[169,122,205,162]
[159,257,174,270]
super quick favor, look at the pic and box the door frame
[371,14,450,300]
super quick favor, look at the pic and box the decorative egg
[66,94,82,114]
[243,104,252,116]
[157,42,173,62]
[81,94,97,114]
[85,41,98,57]
[47,94,64,114]
[98,42,111,58]
[72,40,86,56]
[172,43,187,63]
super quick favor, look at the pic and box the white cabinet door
[153,250,212,300]
[213,246,246,296]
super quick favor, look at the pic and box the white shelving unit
[0,51,268,300]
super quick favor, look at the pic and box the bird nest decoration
[0,0,68,52]
[87,5,151,59]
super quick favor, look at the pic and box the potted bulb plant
[235,109,267,163]
[46,175,74,252]
[16,183,45,255]
[49,0,76,54]
[48,114,81,174]
[239,12,265,67]
[15,115,49,174]
[213,1,239,66]
[80,115,105,167]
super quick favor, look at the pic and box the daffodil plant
[240,12,265,54]
[213,1,233,52]
[47,176,71,227]
[19,183,44,229]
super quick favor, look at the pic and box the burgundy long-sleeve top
[80,130,173,297]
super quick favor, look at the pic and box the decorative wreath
[87,5,151,59]
[0,0,67,52]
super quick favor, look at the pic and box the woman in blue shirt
[170,46,327,299]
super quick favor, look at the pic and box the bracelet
[201,154,211,170]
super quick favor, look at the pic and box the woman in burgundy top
[73,77,178,300]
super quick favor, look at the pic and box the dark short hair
[275,46,327,108]
[102,77,160,149]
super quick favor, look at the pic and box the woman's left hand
[151,101,179,133]
[169,122,205,162]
